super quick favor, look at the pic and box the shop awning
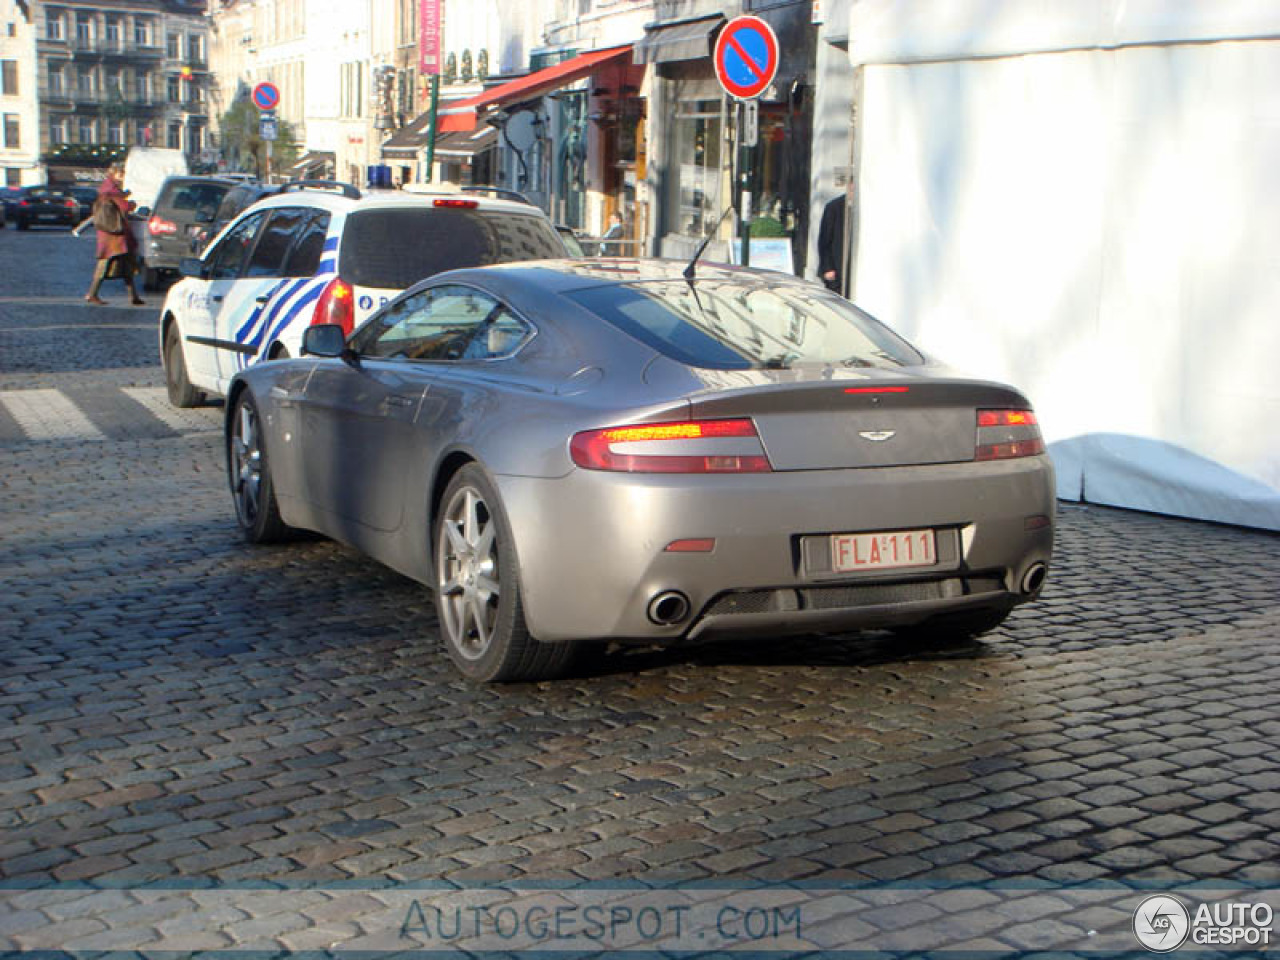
[380,110,439,159]
[433,126,498,158]
[438,44,633,132]
[633,14,724,64]
[288,150,335,178]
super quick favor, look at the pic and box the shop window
[671,98,723,239]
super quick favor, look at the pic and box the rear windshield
[567,280,925,370]
[339,208,565,288]
[161,181,232,213]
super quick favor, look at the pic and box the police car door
[214,207,313,383]
[179,210,267,388]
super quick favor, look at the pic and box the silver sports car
[226,260,1054,682]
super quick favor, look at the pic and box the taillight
[433,198,478,209]
[65,198,78,209]
[149,215,177,236]
[19,199,28,207]
[570,419,771,473]
[311,277,355,337]
[976,408,1044,461]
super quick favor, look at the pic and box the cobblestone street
[2,228,1279,953]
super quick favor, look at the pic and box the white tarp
[847,0,1280,530]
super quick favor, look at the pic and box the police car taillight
[312,277,355,337]
[433,198,478,209]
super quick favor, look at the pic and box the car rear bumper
[494,456,1056,643]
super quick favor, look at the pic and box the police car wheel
[164,325,202,408]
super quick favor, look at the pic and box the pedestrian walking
[84,162,144,306]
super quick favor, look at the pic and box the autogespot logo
[1134,895,1191,952]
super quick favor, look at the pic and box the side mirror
[135,206,151,218]
[302,324,347,358]
[178,257,207,279]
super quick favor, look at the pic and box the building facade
[1,1,41,185]
[32,0,210,183]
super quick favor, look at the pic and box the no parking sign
[713,16,779,101]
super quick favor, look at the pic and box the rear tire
[433,464,576,683]
[164,325,202,408]
[228,391,289,543]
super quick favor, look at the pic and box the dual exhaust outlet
[647,563,1047,628]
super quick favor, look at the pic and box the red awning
[438,44,633,132]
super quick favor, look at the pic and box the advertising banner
[419,0,441,76]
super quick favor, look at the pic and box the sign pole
[738,102,751,267]
[423,74,440,184]
[713,15,778,270]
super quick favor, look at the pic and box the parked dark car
[67,184,100,222]
[0,186,23,223]
[188,181,283,255]
[10,186,80,230]
[138,175,239,289]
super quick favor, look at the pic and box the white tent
[845,0,1280,530]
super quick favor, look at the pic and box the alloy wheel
[436,485,501,661]
[230,400,262,527]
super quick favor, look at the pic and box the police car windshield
[339,208,566,289]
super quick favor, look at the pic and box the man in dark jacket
[817,183,852,295]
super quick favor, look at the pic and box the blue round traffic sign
[252,82,281,111]
[714,16,779,100]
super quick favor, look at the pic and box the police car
[159,181,568,406]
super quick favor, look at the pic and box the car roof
[246,184,546,218]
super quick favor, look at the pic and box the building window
[107,121,123,144]
[340,62,364,118]
[1,60,17,96]
[167,75,180,102]
[50,119,67,144]
[167,33,180,59]
[47,66,65,95]
[189,123,203,153]
[188,34,204,62]
[167,121,181,149]
[104,18,120,49]
[78,117,95,143]
[2,114,19,149]
[137,73,150,103]
[78,69,95,97]
[134,19,151,47]
[76,14,92,47]
[46,11,63,41]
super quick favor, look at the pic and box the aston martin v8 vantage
[225,260,1055,682]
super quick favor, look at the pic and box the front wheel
[433,464,575,683]
[228,391,289,543]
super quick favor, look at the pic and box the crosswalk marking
[121,387,221,435]
[1,388,102,442]
[0,386,220,447]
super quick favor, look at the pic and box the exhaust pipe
[1020,563,1047,595]
[647,590,691,626]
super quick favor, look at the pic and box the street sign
[713,15,779,101]
[742,99,759,147]
[259,114,278,141]
[251,81,281,112]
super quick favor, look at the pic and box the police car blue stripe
[244,278,308,347]
[264,282,325,349]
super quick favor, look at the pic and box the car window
[567,280,926,371]
[351,285,529,361]
[208,211,267,281]
[282,212,331,277]
[339,208,565,288]
[245,207,308,278]
[165,181,230,214]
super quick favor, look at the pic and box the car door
[214,206,317,382]
[297,284,512,535]
[177,211,266,385]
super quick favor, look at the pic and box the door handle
[211,294,224,303]
[384,395,415,408]
[255,294,270,304]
